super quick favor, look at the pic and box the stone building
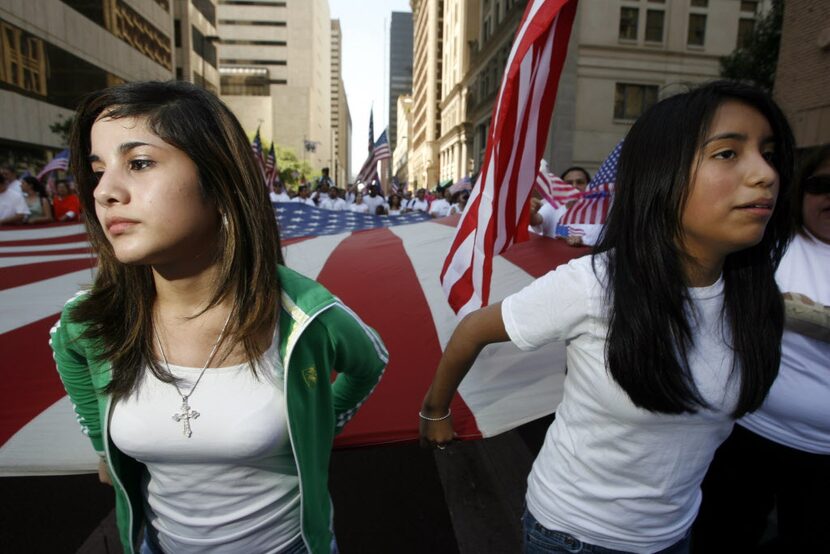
[388,11,413,155]
[218,0,332,170]
[0,0,174,166]
[331,19,351,187]
[173,0,220,93]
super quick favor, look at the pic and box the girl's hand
[419,412,455,450]
[98,457,112,486]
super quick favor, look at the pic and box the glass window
[740,1,758,13]
[687,13,707,46]
[645,10,664,42]
[614,83,658,120]
[737,18,755,48]
[690,0,708,6]
[619,7,639,40]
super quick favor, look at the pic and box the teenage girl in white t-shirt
[420,81,796,554]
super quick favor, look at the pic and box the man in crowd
[1,165,22,195]
[429,188,453,218]
[406,188,429,213]
[362,183,387,214]
[320,187,347,211]
[291,185,316,207]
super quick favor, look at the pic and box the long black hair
[594,80,795,417]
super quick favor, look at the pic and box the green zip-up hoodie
[49,265,387,554]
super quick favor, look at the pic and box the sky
[330,0,412,179]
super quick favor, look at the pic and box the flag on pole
[558,141,622,228]
[368,108,374,154]
[534,159,581,209]
[251,127,267,183]
[357,130,392,184]
[440,0,579,316]
[36,149,70,180]
[264,143,278,191]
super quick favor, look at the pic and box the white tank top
[110,351,302,554]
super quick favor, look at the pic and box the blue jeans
[522,509,690,554]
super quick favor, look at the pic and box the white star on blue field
[275,203,432,239]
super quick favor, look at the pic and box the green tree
[49,115,74,147]
[720,0,783,92]
[273,144,315,190]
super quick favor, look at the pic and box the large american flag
[36,149,70,180]
[276,203,430,239]
[557,141,622,232]
[356,130,391,184]
[441,0,578,316]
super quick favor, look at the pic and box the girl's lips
[106,218,140,235]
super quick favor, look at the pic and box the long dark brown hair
[69,80,282,399]
[594,80,795,417]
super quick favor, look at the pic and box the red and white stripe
[440,0,578,316]
[535,159,581,209]
[0,219,584,476]
[559,182,613,225]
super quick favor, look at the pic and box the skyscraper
[388,11,413,154]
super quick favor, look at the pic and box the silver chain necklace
[153,312,232,438]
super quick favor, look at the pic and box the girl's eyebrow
[88,141,154,163]
[703,133,776,147]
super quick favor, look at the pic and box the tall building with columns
[173,0,220,93]
[331,19,351,187]
[438,0,478,183]
[409,0,443,189]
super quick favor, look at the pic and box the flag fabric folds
[264,143,278,191]
[251,127,267,182]
[356,130,392,184]
[534,159,580,209]
[0,218,585,476]
[556,141,622,237]
[36,150,70,180]
[440,0,579,316]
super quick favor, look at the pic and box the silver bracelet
[419,408,452,421]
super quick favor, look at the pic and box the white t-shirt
[739,230,830,454]
[319,197,347,211]
[530,202,568,238]
[0,188,30,220]
[270,191,291,203]
[349,203,369,214]
[407,198,429,213]
[111,353,301,553]
[501,255,738,553]
[291,197,315,207]
[429,198,451,218]
[362,194,386,214]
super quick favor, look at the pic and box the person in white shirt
[362,185,387,214]
[387,194,404,215]
[448,192,468,216]
[420,82,796,554]
[693,146,830,552]
[1,165,22,195]
[270,187,291,203]
[344,183,357,204]
[0,171,30,225]
[529,197,568,239]
[429,189,453,218]
[319,187,347,211]
[348,193,369,213]
[290,185,316,207]
[406,188,429,213]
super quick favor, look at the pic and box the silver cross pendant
[172,397,200,438]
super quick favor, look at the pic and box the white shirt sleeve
[501,256,596,351]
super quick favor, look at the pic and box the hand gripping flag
[556,141,622,238]
[440,0,579,316]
